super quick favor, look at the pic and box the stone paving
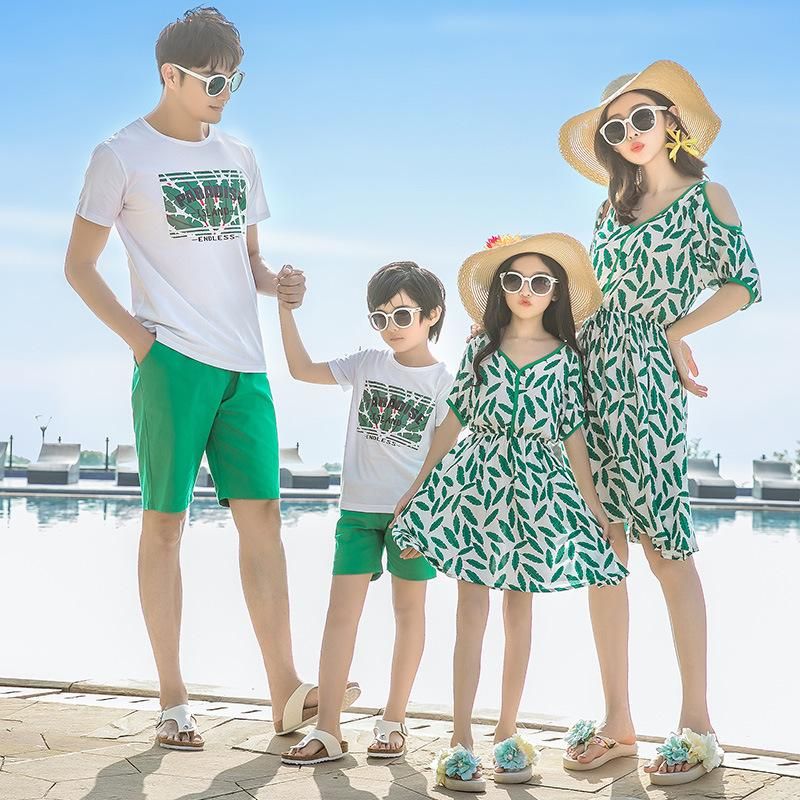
[0,691,797,800]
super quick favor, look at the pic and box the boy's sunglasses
[598,104,667,146]
[368,306,422,331]
[171,63,245,97]
[500,271,559,296]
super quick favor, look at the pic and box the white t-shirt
[76,117,270,372]
[329,349,453,513]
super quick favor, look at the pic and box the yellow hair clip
[665,128,700,162]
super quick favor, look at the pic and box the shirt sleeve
[701,189,762,310]
[329,350,367,390]
[434,370,454,426]
[76,143,126,227]
[446,339,479,427]
[246,150,270,225]
[559,348,586,441]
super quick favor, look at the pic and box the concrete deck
[0,685,797,800]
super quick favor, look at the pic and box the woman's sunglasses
[500,271,559,296]
[171,64,245,97]
[598,104,667,146]
[368,306,422,332]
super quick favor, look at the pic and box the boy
[277,261,452,764]
[63,7,354,749]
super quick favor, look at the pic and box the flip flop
[367,719,408,758]
[155,704,204,751]
[649,729,724,786]
[493,734,538,783]
[273,680,361,735]
[281,728,348,765]
[562,719,637,770]
[434,745,486,793]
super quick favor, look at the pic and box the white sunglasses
[368,306,422,331]
[171,63,245,97]
[500,271,559,296]
[598,104,667,146]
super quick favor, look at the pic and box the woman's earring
[635,166,643,188]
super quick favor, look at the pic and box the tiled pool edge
[1,677,797,765]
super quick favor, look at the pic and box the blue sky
[2,1,798,480]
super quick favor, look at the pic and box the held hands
[276,264,307,310]
[666,331,708,398]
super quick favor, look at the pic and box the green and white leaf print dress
[582,180,762,559]
[392,336,629,592]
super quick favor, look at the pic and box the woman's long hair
[594,89,707,224]
[472,252,580,383]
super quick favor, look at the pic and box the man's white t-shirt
[329,349,453,514]
[76,117,270,372]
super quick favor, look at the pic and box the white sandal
[281,727,349,765]
[155,704,204,751]
[433,745,486,793]
[273,680,361,735]
[562,719,637,770]
[367,719,408,758]
[493,734,538,784]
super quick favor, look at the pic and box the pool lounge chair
[753,460,800,502]
[196,455,215,488]
[280,445,330,490]
[27,443,81,485]
[687,458,737,499]
[0,441,7,480]
[115,444,140,487]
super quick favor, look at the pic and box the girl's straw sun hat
[458,233,602,325]
[558,59,721,185]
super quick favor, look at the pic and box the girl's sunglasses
[368,306,422,331]
[500,271,559,296]
[598,104,667,146]
[171,63,245,97]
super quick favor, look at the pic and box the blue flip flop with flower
[433,745,486,793]
[563,718,638,771]
[493,734,539,784]
[650,729,724,786]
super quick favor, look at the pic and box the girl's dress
[392,336,628,592]
[582,180,762,559]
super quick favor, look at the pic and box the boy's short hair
[156,6,243,85]
[367,262,446,342]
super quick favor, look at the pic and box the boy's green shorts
[333,510,436,581]
[132,340,280,513]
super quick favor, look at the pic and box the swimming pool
[1,496,797,753]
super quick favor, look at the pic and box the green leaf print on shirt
[159,169,247,240]
[582,180,762,560]
[356,380,436,450]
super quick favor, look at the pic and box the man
[64,7,358,749]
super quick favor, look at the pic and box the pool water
[1,496,797,753]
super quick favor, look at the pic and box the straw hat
[558,60,721,185]
[458,233,602,326]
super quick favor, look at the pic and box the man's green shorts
[333,510,436,582]
[132,340,280,513]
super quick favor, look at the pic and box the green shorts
[332,510,436,582]
[132,340,280,513]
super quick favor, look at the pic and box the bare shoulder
[703,182,742,227]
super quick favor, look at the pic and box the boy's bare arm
[64,214,155,364]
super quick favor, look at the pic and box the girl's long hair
[594,89,707,225]
[472,252,580,383]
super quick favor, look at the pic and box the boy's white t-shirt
[76,117,270,372]
[329,349,453,514]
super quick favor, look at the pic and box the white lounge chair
[114,444,140,487]
[279,444,330,490]
[687,458,737,499]
[753,460,800,502]
[196,455,215,488]
[0,441,7,480]
[27,443,81,485]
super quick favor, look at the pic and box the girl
[392,233,629,791]
[558,60,762,786]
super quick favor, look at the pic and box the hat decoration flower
[485,234,524,249]
[665,127,701,161]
